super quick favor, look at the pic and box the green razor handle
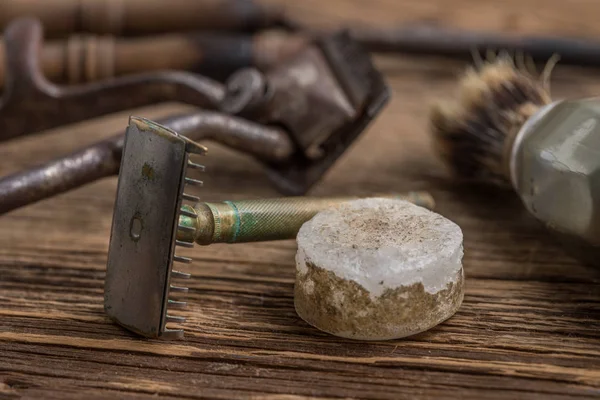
[177,193,435,245]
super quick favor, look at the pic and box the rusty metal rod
[0,30,308,85]
[349,25,600,67]
[0,0,289,38]
[0,111,294,215]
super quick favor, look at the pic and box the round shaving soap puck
[294,198,464,340]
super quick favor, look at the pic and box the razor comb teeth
[163,146,206,337]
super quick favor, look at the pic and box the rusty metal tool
[5,0,599,70]
[303,22,600,68]
[0,30,308,86]
[0,29,390,210]
[0,111,294,215]
[104,116,434,339]
[17,22,600,93]
[0,0,289,38]
[350,24,600,67]
[0,18,228,143]
[219,30,390,194]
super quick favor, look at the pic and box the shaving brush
[430,55,600,267]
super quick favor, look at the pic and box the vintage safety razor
[104,117,434,339]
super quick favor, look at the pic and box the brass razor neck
[176,192,434,245]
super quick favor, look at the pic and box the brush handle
[178,193,435,245]
[0,0,284,37]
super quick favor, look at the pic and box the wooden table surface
[2,0,600,399]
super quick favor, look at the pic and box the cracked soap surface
[294,198,464,340]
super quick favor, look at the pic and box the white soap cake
[294,197,464,340]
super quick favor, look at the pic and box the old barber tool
[15,23,600,90]
[104,116,434,339]
[0,18,225,142]
[0,30,308,86]
[0,29,389,213]
[0,0,288,38]
[4,0,600,69]
[220,30,390,194]
[0,111,294,215]
[350,24,600,68]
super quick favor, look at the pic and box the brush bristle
[430,55,554,185]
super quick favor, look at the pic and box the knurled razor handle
[177,193,435,245]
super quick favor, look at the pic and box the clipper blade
[265,31,391,195]
[104,116,205,339]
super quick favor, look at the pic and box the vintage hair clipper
[104,117,433,339]
[220,30,391,194]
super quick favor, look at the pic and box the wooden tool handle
[0,0,285,38]
[0,30,307,86]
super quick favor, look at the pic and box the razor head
[104,116,205,339]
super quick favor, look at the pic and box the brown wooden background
[1,0,600,399]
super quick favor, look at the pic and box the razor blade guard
[104,116,205,339]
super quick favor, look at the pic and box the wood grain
[1,0,600,399]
